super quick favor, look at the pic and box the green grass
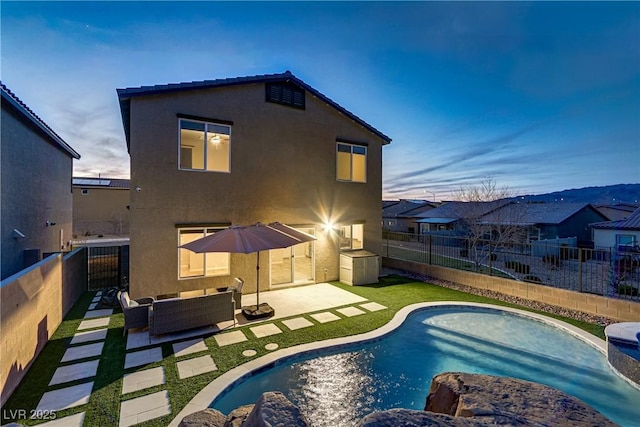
[1,275,605,426]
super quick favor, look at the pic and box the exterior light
[323,222,335,232]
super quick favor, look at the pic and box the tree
[454,178,527,272]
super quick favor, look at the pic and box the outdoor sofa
[118,291,154,336]
[148,291,236,336]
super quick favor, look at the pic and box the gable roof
[73,177,130,189]
[117,71,392,152]
[382,199,435,218]
[480,202,601,226]
[591,207,640,230]
[414,200,509,223]
[1,82,80,159]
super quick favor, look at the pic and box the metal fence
[87,245,129,291]
[382,231,640,301]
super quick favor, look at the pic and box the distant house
[117,71,391,299]
[72,177,130,238]
[480,202,608,245]
[382,199,436,233]
[594,203,638,222]
[1,83,80,279]
[591,207,640,250]
[414,201,508,234]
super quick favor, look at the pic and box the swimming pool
[206,304,640,426]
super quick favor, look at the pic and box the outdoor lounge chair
[118,291,154,336]
[216,277,244,308]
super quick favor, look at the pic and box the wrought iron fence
[87,245,129,291]
[382,231,640,301]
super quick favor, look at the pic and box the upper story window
[337,142,366,183]
[266,83,305,109]
[178,227,230,279]
[340,224,364,251]
[179,118,231,173]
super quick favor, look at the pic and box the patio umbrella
[180,222,316,319]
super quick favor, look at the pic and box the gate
[88,245,129,291]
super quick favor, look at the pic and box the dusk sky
[2,1,639,200]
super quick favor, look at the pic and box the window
[266,83,305,109]
[178,228,230,279]
[616,234,637,249]
[81,189,89,195]
[337,143,366,183]
[179,119,230,172]
[340,224,364,250]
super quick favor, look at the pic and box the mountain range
[518,184,640,205]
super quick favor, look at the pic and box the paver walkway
[29,284,387,426]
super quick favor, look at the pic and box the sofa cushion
[120,291,131,309]
[129,300,139,307]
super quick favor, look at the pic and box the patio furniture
[216,277,245,308]
[148,291,235,336]
[118,291,154,336]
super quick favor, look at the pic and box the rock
[242,391,309,427]
[425,372,617,426]
[224,404,254,427]
[179,408,227,427]
[357,408,483,426]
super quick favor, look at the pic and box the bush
[617,285,639,296]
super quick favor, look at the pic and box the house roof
[73,177,130,189]
[591,207,640,230]
[117,71,392,152]
[480,202,599,226]
[1,82,80,159]
[414,200,509,221]
[382,199,434,217]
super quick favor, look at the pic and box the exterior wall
[552,207,608,243]
[128,84,385,299]
[383,257,640,322]
[593,228,640,249]
[1,106,74,280]
[0,248,87,407]
[73,187,130,236]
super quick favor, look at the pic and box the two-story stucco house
[1,83,81,280]
[117,71,391,299]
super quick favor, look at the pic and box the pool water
[211,307,640,426]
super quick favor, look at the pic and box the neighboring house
[480,202,608,245]
[414,201,508,234]
[117,71,391,299]
[382,199,436,233]
[591,207,640,250]
[594,203,638,222]
[72,177,130,237]
[1,83,80,280]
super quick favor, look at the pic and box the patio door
[270,227,315,286]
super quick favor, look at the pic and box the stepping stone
[214,330,247,347]
[310,312,341,323]
[88,302,98,310]
[49,360,100,386]
[119,390,170,427]
[61,342,104,363]
[36,382,93,411]
[122,366,165,395]
[337,306,366,317]
[91,296,101,303]
[71,328,108,345]
[282,317,314,331]
[78,317,110,330]
[83,309,112,319]
[265,343,279,351]
[242,349,257,357]
[176,355,217,379]
[37,412,85,426]
[173,338,208,358]
[124,347,163,370]
[360,302,387,312]
[250,323,282,338]
[95,291,103,296]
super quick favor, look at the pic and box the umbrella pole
[256,251,260,306]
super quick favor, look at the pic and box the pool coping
[168,301,609,426]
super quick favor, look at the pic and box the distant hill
[518,184,640,205]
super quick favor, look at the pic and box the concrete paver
[124,347,163,370]
[337,306,366,317]
[173,338,208,358]
[61,342,104,363]
[49,360,99,386]
[83,309,113,319]
[250,323,283,338]
[119,390,171,427]
[214,330,247,347]
[122,367,165,394]
[78,317,110,330]
[177,355,217,379]
[36,382,93,412]
[360,302,387,312]
[37,412,85,427]
[282,317,314,331]
[70,328,108,345]
[310,312,341,323]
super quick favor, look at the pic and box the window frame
[339,224,364,251]
[336,141,367,183]
[178,226,230,280]
[178,117,232,173]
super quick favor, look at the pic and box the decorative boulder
[242,391,309,427]
[358,408,483,426]
[425,372,617,426]
[224,404,254,427]
[179,408,226,427]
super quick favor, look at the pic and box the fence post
[577,248,583,293]
[428,235,432,265]
[488,240,493,276]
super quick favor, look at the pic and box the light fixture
[323,221,335,232]
[210,134,221,145]
[12,229,26,239]
[46,221,56,227]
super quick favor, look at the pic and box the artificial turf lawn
[1,275,606,426]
